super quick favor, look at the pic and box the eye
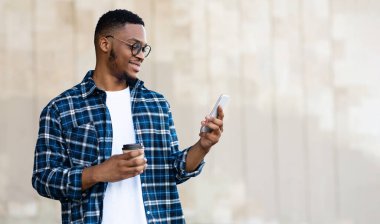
[132,42,141,51]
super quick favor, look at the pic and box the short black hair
[94,9,144,47]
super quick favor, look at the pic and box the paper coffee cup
[122,143,144,159]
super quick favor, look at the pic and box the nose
[135,49,145,61]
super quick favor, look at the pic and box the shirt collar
[80,70,144,98]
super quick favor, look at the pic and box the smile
[129,61,141,72]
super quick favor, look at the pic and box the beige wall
[1,0,380,223]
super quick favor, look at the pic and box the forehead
[116,23,147,43]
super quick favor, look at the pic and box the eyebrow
[126,38,147,45]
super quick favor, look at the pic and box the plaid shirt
[32,70,204,224]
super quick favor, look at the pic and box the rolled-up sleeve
[173,146,205,184]
[32,104,85,201]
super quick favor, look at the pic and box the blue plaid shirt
[32,70,204,223]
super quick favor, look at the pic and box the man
[32,9,224,224]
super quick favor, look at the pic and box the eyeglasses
[106,35,151,58]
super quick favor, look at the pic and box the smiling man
[32,9,224,224]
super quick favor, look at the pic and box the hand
[82,149,147,190]
[185,107,225,172]
[199,106,224,153]
[99,149,147,183]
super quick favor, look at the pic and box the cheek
[117,50,132,63]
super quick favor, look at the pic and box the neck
[93,65,128,91]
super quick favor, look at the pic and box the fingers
[201,115,223,133]
[122,162,147,175]
[120,149,144,160]
[116,150,147,173]
[199,106,225,149]
[199,131,220,143]
[124,157,147,167]
[217,106,224,120]
[117,157,148,178]
[99,154,148,182]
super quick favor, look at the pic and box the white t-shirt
[102,87,147,224]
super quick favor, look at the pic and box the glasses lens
[143,45,151,57]
[131,42,142,56]
[131,42,151,57]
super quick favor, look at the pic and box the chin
[124,71,138,80]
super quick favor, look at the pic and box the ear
[98,36,111,53]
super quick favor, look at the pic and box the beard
[108,47,134,81]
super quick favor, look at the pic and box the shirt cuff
[173,147,205,184]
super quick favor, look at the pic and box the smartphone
[200,94,230,133]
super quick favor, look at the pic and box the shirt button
[146,211,151,215]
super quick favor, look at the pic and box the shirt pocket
[64,122,99,167]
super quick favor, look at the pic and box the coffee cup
[122,143,144,159]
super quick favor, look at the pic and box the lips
[129,61,141,72]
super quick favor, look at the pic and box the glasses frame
[105,35,151,58]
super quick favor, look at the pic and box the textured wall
[1,0,380,223]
